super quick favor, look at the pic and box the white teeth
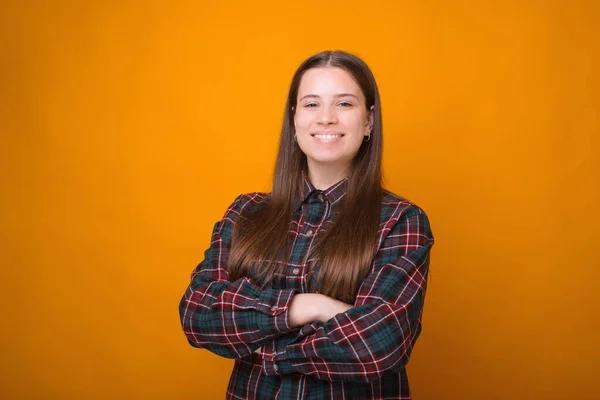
[314,134,342,139]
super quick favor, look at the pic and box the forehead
[297,67,363,99]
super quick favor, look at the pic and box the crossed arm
[289,293,354,327]
[252,293,353,354]
[179,194,433,382]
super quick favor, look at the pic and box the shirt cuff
[251,288,297,334]
[263,357,295,376]
[261,339,295,376]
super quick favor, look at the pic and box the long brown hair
[228,50,383,303]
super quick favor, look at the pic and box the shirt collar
[294,171,349,211]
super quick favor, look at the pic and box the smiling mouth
[311,133,345,139]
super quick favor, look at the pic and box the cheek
[294,112,312,129]
[343,114,367,130]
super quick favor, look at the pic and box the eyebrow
[299,93,359,101]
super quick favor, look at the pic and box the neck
[306,160,351,190]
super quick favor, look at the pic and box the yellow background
[1,1,599,399]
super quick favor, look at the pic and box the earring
[294,133,298,142]
[363,133,371,142]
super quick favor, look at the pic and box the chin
[307,154,352,165]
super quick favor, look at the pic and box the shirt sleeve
[178,194,298,359]
[260,204,434,383]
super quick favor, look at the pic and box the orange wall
[1,1,599,399]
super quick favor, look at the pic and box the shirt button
[270,306,278,313]
[273,363,279,373]
[306,229,314,236]
[292,268,300,275]
[317,193,325,203]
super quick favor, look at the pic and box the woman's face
[294,67,373,171]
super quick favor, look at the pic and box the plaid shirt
[179,174,434,399]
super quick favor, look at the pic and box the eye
[304,103,318,108]
[338,101,353,107]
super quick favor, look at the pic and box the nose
[317,104,337,125]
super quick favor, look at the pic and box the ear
[367,105,375,131]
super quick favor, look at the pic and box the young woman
[179,50,434,400]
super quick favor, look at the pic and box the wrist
[308,293,326,322]
[302,293,326,323]
[288,293,323,327]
